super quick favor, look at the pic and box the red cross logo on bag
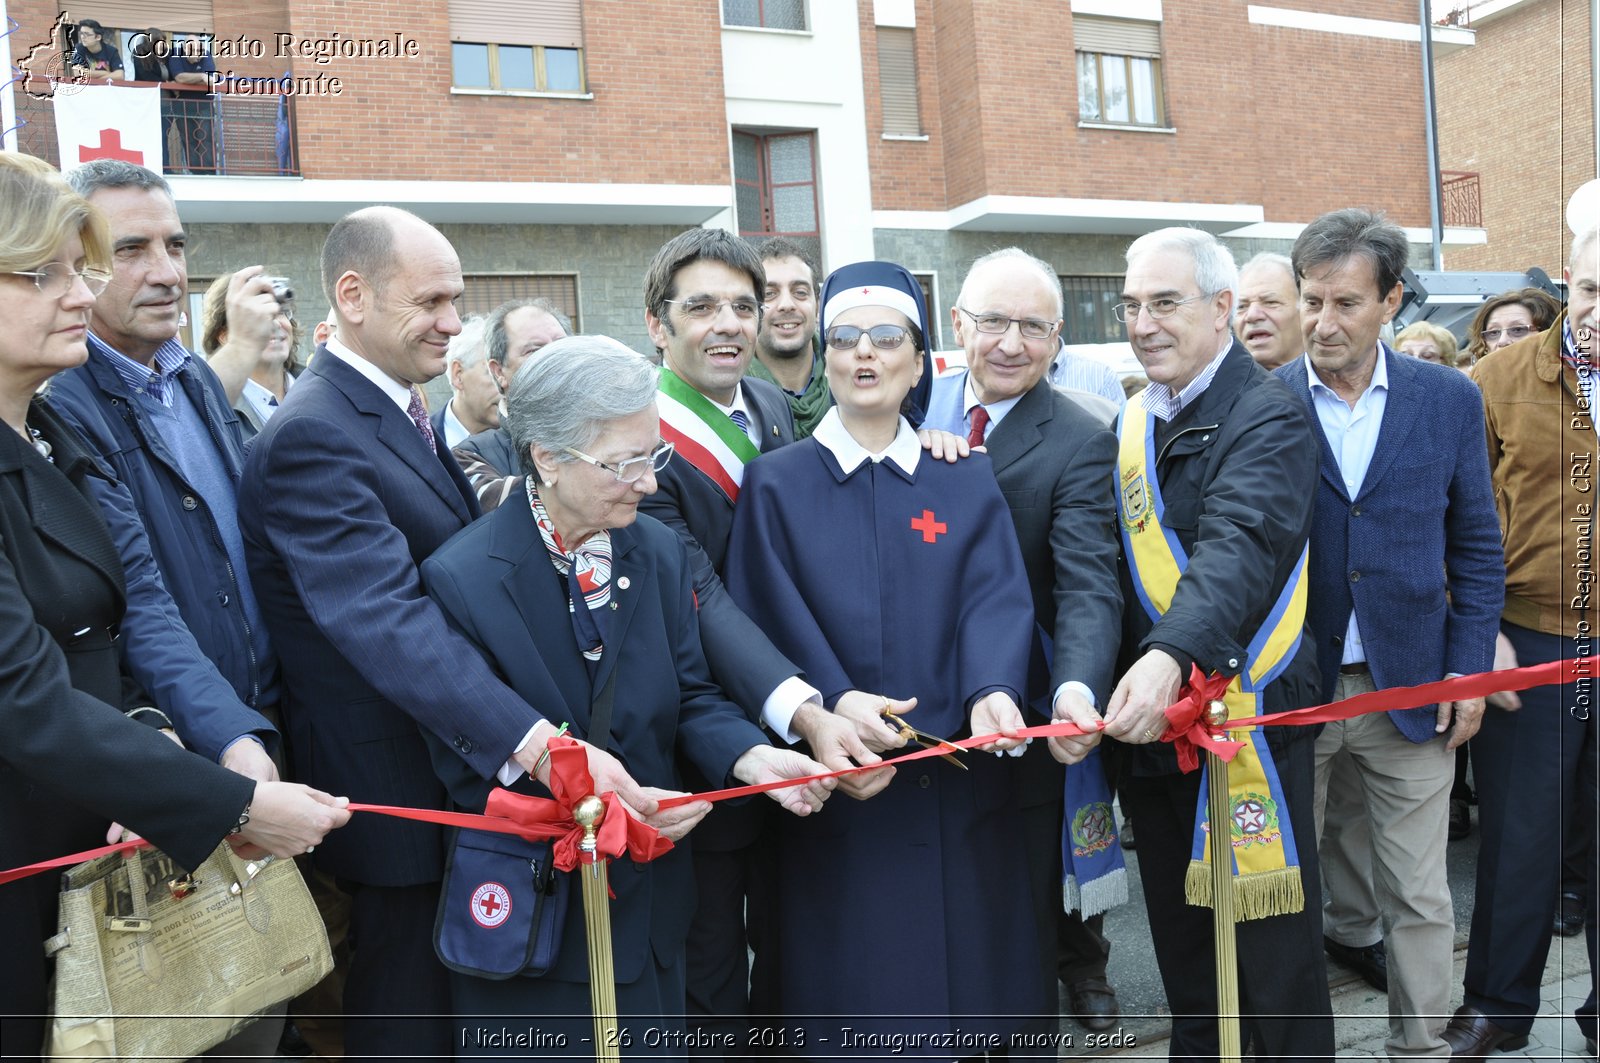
[470,882,512,928]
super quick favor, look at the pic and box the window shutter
[460,275,580,328]
[449,0,584,48]
[1071,15,1160,58]
[877,27,921,137]
[64,0,213,34]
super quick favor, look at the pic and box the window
[451,42,584,92]
[460,274,581,328]
[876,28,922,137]
[912,271,942,351]
[733,130,820,264]
[1073,16,1165,128]
[449,0,586,93]
[722,0,807,31]
[1060,275,1126,344]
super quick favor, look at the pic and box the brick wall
[1438,0,1595,274]
[282,0,730,183]
[861,0,947,211]
[859,0,1432,225]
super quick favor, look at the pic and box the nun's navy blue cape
[724,411,1048,1057]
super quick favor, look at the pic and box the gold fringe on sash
[1184,863,1305,920]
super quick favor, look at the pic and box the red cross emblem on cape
[911,509,947,543]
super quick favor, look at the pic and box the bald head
[321,206,464,386]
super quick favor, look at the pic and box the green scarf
[745,351,832,439]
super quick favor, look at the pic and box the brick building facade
[1437,0,1596,276]
[7,0,1486,364]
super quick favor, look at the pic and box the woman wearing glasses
[418,335,831,1056]
[0,152,348,1061]
[1461,286,1562,371]
[723,261,1047,1056]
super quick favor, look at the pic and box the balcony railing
[1442,170,1482,228]
[11,78,300,177]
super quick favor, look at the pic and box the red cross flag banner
[52,84,162,172]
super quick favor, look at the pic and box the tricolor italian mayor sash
[657,367,760,502]
[1116,399,1308,920]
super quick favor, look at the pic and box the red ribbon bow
[1160,665,1246,773]
[482,736,674,872]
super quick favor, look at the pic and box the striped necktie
[729,408,751,437]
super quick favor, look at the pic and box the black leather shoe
[1440,1006,1529,1060]
[1066,978,1120,1033]
[1323,935,1387,992]
[1555,891,1586,937]
[1449,798,1472,840]
[1119,819,1135,851]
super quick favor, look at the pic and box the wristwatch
[229,802,252,835]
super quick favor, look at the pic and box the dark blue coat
[50,339,278,760]
[1276,348,1504,740]
[239,348,541,885]
[421,493,767,994]
[724,435,1048,1049]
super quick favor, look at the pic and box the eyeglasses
[1482,325,1536,344]
[563,441,674,483]
[8,263,112,298]
[1113,294,1208,323]
[824,323,912,351]
[662,297,761,320]
[957,307,1058,341]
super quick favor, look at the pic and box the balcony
[1442,170,1482,228]
[11,79,299,177]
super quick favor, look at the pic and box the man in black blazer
[922,248,1125,1031]
[238,208,642,1061]
[638,228,882,1049]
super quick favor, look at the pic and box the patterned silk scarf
[1116,399,1309,920]
[525,477,613,664]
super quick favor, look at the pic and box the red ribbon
[6,657,1597,885]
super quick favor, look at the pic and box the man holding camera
[50,160,285,774]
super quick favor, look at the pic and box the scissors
[880,706,967,770]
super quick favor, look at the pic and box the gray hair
[958,247,1064,318]
[65,159,173,200]
[503,335,659,478]
[1126,227,1239,299]
[447,315,488,370]
[485,297,574,366]
[1292,208,1409,297]
[1573,227,1600,272]
[1239,251,1294,280]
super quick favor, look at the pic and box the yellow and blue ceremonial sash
[1116,399,1309,919]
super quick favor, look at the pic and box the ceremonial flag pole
[574,796,620,1062]
[1205,698,1242,1063]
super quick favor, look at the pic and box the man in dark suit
[1275,209,1503,1057]
[638,228,884,1051]
[920,247,1125,1031]
[1107,227,1332,1059]
[238,207,655,1061]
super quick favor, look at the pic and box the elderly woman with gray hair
[420,335,832,1056]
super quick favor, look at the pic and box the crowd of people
[0,145,1595,1063]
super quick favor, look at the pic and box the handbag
[43,841,333,1063]
[433,665,618,980]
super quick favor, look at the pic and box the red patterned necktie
[406,386,437,452]
[966,404,990,447]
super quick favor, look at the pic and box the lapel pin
[617,577,630,590]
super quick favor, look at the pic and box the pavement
[1060,802,1597,1060]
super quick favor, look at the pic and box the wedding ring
[1142,728,1157,741]
[305,846,315,855]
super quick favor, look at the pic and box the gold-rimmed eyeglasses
[8,263,112,298]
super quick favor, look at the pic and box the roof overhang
[166,176,732,225]
[874,195,1265,235]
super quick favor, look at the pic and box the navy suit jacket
[1276,349,1504,741]
[239,348,542,884]
[421,495,767,983]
